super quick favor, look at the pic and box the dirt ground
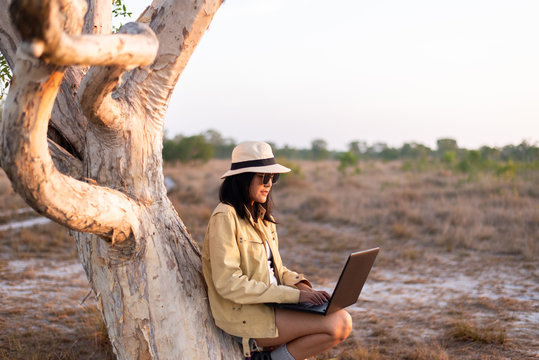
[0,160,537,359]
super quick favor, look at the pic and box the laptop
[267,247,379,316]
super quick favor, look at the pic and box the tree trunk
[0,0,242,358]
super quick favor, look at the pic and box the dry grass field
[1,159,537,359]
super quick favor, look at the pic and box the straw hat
[220,141,291,179]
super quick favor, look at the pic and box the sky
[123,0,539,151]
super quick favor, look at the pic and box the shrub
[495,160,516,179]
[442,151,456,165]
[338,151,360,174]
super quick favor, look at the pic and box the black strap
[230,157,276,170]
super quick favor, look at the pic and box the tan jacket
[202,203,310,356]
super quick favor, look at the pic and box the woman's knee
[329,310,353,342]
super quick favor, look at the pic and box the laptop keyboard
[300,301,329,310]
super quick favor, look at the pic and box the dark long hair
[219,172,276,223]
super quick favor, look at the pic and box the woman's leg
[255,308,352,359]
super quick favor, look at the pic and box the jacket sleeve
[208,211,300,305]
[280,266,312,288]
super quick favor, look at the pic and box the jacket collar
[245,203,266,225]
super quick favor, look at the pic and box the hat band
[230,157,276,170]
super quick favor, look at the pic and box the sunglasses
[258,173,280,185]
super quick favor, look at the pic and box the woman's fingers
[309,293,323,305]
[314,290,331,304]
[320,290,331,300]
[316,291,329,303]
[310,291,327,305]
[299,290,313,304]
[299,289,332,305]
[299,290,321,304]
[313,289,331,301]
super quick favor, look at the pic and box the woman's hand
[296,282,330,305]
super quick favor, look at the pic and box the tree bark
[0,0,242,358]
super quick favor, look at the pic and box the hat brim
[220,164,291,179]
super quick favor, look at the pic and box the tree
[177,134,215,163]
[399,142,432,161]
[379,147,399,161]
[337,151,359,174]
[0,0,242,358]
[348,140,367,157]
[203,129,235,158]
[311,138,329,160]
[436,138,458,157]
[163,134,214,163]
[479,145,499,162]
[274,144,299,159]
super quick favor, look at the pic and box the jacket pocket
[238,236,266,274]
[242,238,265,255]
[238,234,264,246]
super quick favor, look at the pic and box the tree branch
[38,30,158,69]
[83,0,111,35]
[4,0,86,160]
[0,0,165,243]
[48,138,83,178]
[11,0,158,131]
[77,23,157,129]
[1,52,141,242]
[11,0,158,69]
[77,65,126,129]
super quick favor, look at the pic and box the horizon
[165,128,537,152]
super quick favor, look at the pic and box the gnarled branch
[1,52,141,242]
[77,23,158,129]
[11,0,158,69]
[0,0,161,242]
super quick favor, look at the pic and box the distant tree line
[162,130,538,175]
[162,129,235,163]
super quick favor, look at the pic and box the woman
[202,141,352,360]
